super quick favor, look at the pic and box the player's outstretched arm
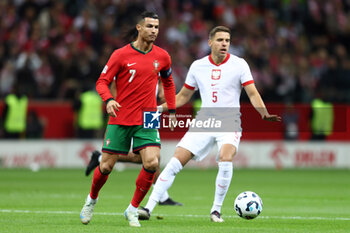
[160,86,195,112]
[244,83,281,122]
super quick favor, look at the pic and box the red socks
[89,166,155,207]
[90,166,109,199]
[131,167,156,207]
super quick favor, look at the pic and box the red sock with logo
[90,166,109,199]
[131,167,156,207]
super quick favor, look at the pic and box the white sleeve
[184,63,198,90]
[240,58,254,86]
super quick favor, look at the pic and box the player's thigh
[117,138,142,164]
[176,132,215,161]
[102,125,132,155]
[133,126,161,169]
[216,132,241,161]
[132,126,161,153]
[117,151,142,163]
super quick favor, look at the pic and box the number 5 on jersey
[129,69,136,82]
[212,91,218,103]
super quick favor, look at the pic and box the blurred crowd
[1,0,350,103]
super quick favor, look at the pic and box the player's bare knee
[219,144,236,161]
[219,156,233,162]
[99,162,113,174]
[143,157,159,171]
[219,152,236,162]
[219,151,236,161]
[173,147,192,166]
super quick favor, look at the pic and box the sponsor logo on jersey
[143,110,161,129]
[102,65,108,74]
[211,69,221,80]
[127,62,136,67]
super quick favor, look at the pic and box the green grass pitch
[0,168,349,233]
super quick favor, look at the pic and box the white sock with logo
[211,161,233,214]
[145,157,183,213]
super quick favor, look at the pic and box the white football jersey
[185,54,254,125]
[185,53,253,108]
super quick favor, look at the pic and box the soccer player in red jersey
[80,11,176,227]
[84,80,182,206]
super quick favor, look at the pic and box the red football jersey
[96,43,176,125]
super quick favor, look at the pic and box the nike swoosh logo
[127,63,136,67]
[159,177,168,182]
[211,83,218,86]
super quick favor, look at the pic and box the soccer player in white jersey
[138,26,281,222]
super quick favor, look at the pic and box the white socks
[145,157,183,213]
[127,203,138,212]
[159,188,170,202]
[87,194,98,203]
[211,161,233,214]
[150,184,170,202]
[144,159,233,215]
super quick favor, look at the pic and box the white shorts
[176,131,242,161]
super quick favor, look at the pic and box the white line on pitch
[0,209,349,221]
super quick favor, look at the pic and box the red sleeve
[160,74,176,111]
[159,52,176,112]
[96,50,120,102]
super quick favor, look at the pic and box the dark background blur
[0,0,349,139]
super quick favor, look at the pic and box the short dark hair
[124,11,159,42]
[209,26,231,39]
[137,11,159,24]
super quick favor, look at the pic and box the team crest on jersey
[153,60,159,72]
[106,138,111,146]
[211,69,221,80]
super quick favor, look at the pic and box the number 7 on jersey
[129,69,136,82]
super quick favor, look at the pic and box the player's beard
[148,34,157,42]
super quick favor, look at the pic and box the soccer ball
[234,191,263,219]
